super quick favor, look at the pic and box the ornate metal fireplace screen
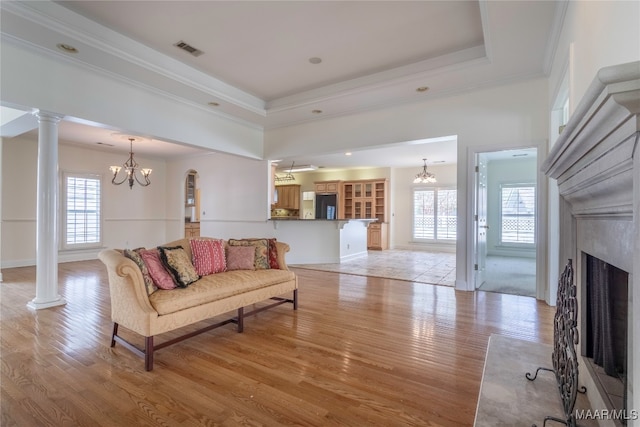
[525,259,587,427]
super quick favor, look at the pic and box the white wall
[545,1,640,420]
[1,135,169,266]
[165,151,273,242]
[0,42,263,160]
[545,0,640,303]
[266,77,549,290]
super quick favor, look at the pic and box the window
[63,173,102,248]
[500,184,535,244]
[413,188,456,241]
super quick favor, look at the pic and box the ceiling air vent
[173,40,204,57]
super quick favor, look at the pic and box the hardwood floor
[1,260,555,426]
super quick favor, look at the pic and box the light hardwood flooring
[1,260,555,426]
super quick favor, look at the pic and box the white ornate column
[27,110,66,310]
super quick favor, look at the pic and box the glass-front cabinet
[341,179,388,249]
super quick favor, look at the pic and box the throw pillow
[228,238,270,270]
[158,246,200,288]
[189,238,226,275]
[139,248,176,290]
[124,248,158,295]
[225,245,256,271]
[267,238,279,269]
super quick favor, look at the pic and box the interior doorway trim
[465,140,548,301]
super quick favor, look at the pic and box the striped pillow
[189,238,226,276]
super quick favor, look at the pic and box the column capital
[32,109,64,123]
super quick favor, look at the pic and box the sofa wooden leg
[145,336,154,371]
[111,323,119,347]
[237,307,244,333]
[293,289,298,310]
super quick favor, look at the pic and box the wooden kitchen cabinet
[315,180,341,193]
[342,179,389,249]
[367,222,388,250]
[274,184,301,209]
[342,179,387,221]
[184,222,200,238]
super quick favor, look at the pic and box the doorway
[473,148,538,297]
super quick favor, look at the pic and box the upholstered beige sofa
[98,238,298,371]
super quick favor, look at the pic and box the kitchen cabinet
[315,180,341,193]
[342,179,389,249]
[274,184,301,210]
[367,222,388,250]
[185,222,200,238]
[342,179,387,221]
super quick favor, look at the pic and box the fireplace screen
[585,254,628,419]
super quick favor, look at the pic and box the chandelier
[275,161,296,183]
[109,137,152,189]
[413,158,437,184]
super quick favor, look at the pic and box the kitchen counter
[269,218,375,264]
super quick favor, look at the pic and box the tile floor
[292,251,538,298]
[291,249,456,286]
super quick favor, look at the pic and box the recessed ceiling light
[309,57,322,64]
[208,102,220,107]
[311,109,322,114]
[345,152,352,156]
[416,86,429,93]
[57,43,78,54]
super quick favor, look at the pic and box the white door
[474,155,488,289]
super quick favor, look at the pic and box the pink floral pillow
[189,238,226,275]
[139,248,176,290]
[225,246,255,271]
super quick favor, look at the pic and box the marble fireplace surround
[543,61,639,423]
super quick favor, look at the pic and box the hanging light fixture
[275,161,296,182]
[109,137,152,189]
[413,158,437,184]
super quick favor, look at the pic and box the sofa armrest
[98,249,158,336]
[275,241,290,270]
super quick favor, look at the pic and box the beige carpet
[475,334,598,427]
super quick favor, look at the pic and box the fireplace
[584,254,629,420]
[543,61,639,425]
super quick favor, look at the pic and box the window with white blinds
[500,184,535,244]
[63,173,102,248]
[413,188,457,241]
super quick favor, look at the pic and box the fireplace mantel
[543,61,639,220]
[542,61,639,425]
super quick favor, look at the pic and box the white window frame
[412,186,457,242]
[498,183,536,247]
[61,172,103,250]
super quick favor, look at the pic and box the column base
[27,296,66,310]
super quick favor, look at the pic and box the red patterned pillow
[267,238,279,269]
[139,248,176,290]
[226,246,256,271]
[189,238,226,275]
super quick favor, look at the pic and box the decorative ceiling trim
[542,0,570,76]
[1,0,266,115]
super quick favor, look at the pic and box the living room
[1,1,638,425]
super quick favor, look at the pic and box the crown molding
[1,0,266,115]
[542,0,569,75]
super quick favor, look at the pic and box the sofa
[98,237,298,371]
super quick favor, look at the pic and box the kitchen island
[269,218,376,264]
